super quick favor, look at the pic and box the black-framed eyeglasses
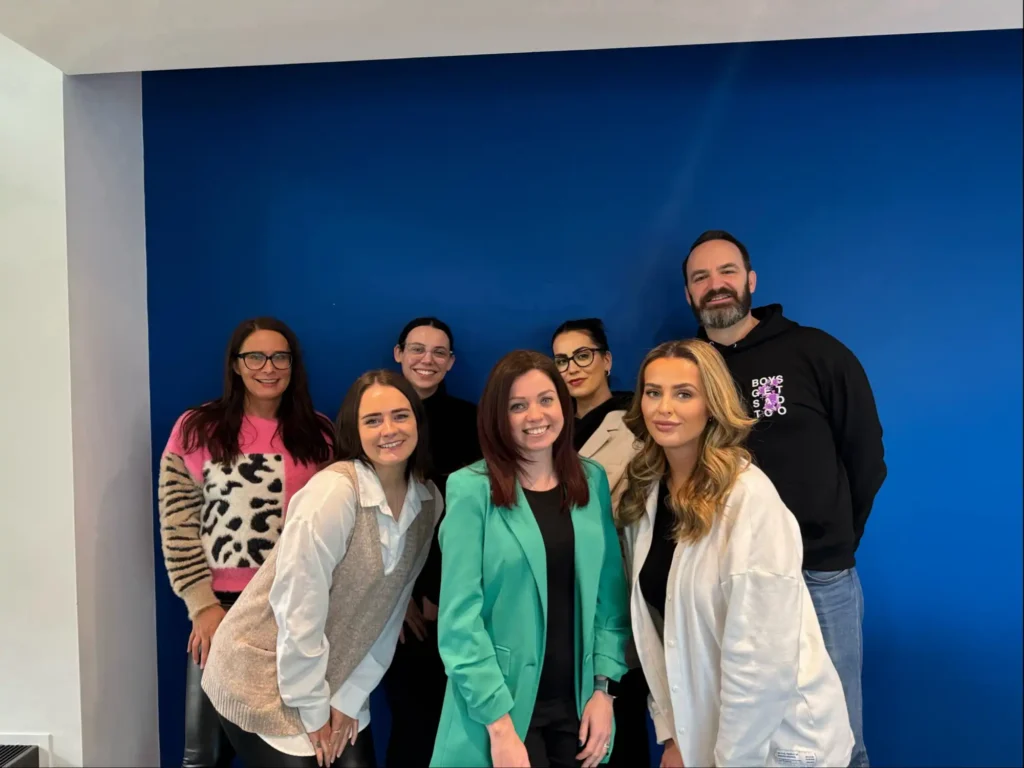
[553,347,606,372]
[236,352,293,371]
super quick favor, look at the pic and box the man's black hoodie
[699,304,886,571]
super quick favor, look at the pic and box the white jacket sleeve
[713,469,807,767]
[648,693,675,745]
[269,474,358,733]
[713,569,802,766]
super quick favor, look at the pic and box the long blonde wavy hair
[617,339,757,542]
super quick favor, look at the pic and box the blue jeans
[803,567,868,768]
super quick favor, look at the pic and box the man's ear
[747,269,757,295]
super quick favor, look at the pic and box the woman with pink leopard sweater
[157,316,333,768]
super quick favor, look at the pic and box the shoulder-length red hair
[477,350,589,512]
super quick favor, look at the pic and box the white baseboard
[0,733,52,767]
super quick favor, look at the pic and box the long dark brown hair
[178,317,333,465]
[332,369,431,481]
[477,350,589,512]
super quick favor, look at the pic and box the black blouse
[638,481,676,617]
[523,486,576,702]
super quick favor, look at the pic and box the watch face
[606,678,622,696]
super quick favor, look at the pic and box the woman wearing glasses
[384,317,482,767]
[157,316,334,768]
[551,318,648,768]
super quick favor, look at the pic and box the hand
[576,690,614,767]
[487,714,530,767]
[421,596,439,622]
[328,707,359,765]
[307,707,358,767]
[660,738,685,767]
[187,604,226,668]
[399,597,427,644]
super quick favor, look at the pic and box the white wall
[0,33,156,767]
[0,31,82,768]
[64,72,158,767]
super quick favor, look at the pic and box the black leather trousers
[220,716,377,768]
[181,655,235,768]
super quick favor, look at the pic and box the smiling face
[357,383,418,469]
[640,356,710,452]
[508,369,565,457]
[394,325,455,398]
[552,330,611,401]
[684,239,756,330]
[233,329,292,405]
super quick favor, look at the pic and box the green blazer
[430,458,631,767]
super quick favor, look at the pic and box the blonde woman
[619,340,853,768]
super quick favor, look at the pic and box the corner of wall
[63,70,160,767]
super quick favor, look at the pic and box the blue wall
[143,30,1023,768]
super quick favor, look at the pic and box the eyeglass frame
[235,351,293,371]
[400,342,453,361]
[552,346,607,372]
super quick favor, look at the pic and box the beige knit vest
[201,461,435,736]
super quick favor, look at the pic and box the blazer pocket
[493,644,511,676]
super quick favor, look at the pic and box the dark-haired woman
[431,350,630,768]
[384,317,481,766]
[552,319,648,767]
[157,317,334,768]
[201,369,442,767]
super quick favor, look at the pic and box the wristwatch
[594,675,621,698]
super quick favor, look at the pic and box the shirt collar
[353,459,433,516]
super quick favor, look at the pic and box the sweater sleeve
[816,335,887,547]
[436,470,515,726]
[157,449,219,619]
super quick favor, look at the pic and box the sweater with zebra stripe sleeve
[157,411,324,619]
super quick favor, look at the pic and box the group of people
[157,229,886,768]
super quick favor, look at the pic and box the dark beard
[690,284,752,330]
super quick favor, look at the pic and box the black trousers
[382,628,447,766]
[607,667,651,767]
[524,698,582,768]
[220,715,377,768]
[182,654,235,768]
[182,593,239,768]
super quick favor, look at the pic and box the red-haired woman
[430,350,631,768]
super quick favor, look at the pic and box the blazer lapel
[570,500,600,621]
[499,486,548,625]
[579,420,614,459]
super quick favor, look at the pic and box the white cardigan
[623,463,854,768]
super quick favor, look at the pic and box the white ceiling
[0,0,1020,75]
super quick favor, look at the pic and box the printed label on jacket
[774,747,818,766]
